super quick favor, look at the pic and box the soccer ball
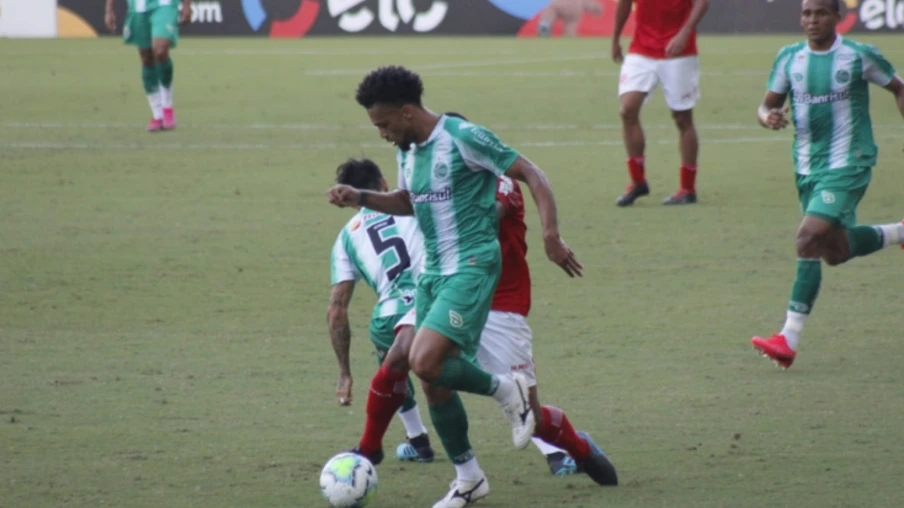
[319,452,378,507]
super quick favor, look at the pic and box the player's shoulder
[338,211,367,238]
[839,37,884,58]
[442,115,497,142]
[774,41,807,60]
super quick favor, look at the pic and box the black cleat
[576,431,618,486]
[662,189,697,205]
[616,182,650,207]
[396,433,435,463]
[349,446,384,466]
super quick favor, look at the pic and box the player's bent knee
[671,110,694,130]
[421,382,453,407]
[138,49,154,66]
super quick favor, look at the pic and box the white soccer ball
[319,452,378,507]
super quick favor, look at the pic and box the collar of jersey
[806,35,843,56]
[414,114,447,149]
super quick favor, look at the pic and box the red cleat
[751,334,796,369]
[146,118,164,132]
[162,107,176,130]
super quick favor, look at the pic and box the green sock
[156,58,173,89]
[435,356,499,396]
[788,258,821,314]
[400,376,417,413]
[847,226,885,258]
[141,65,160,95]
[428,393,474,464]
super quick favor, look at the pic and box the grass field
[2,35,903,508]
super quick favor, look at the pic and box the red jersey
[492,176,531,317]
[628,0,697,60]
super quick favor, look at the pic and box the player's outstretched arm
[757,91,789,131]
[884,76,904,120]
[505,157,583,277]
[327,281,355,405]
[326,185,414,216]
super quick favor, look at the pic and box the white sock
[397,405,428,439]
[779,311,808,350]
[454,456,484,482]
[490,374,514,405]
[147,90,164,120]
[531,436,565,456]
[877,223,904,247]
[160,85,173,109]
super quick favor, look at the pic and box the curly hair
[336,158,384,191]
[355,66,424,109]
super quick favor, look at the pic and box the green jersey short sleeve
[329,210,422,318]
[397,115,518,277]
[774,37,893,175]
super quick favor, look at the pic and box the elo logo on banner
[327,0,449,33]
[242,0,320,37]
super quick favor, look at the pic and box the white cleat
[431,477,490,508]
[500,372,536,449]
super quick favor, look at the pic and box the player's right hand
[764,106,790,130]
[326,184,360,208]
[611,41,624,65]
[104,9,117,33]
[336,374,353,406]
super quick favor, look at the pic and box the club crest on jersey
[793,73,804,82]
[433,163,449,179]
[835,69,851,84]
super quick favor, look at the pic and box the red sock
[534,406,591,461]
[680,164,697,193]
[358,365,408,456]
[627,157,646,186]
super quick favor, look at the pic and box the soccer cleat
[575,431,618,486]
[751,333,796,369]
[395,433,435,463]
[146,118,164,132]
[162,107,177,130]
[348,446,384,466]
[499,372,536,449]
[616,182,650,207]
[546,452,579,476]
[662,189,697,205]
[432,477,490,508]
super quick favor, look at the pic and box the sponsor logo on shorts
[449,310,463,328]
[410,187,452,204]
[821,190,836,204]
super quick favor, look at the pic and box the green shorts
[796,167,871,228]
[123,6,179,49]
[415,265,501,360]
[369,313,407,363]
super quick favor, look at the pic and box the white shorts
[394,309,537,387]
[477,311,536,387]
[618,54,700,111]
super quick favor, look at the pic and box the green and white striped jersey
[396,115,520,277]
[126,0,174,13]
[330,209,424,319]
[767,36,897,175]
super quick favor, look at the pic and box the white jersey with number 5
[330,208,425,319]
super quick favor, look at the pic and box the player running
[327,65,583,506]
[327,158,436,464]
[104,0,190,132]
[611,0,709,206]
[750,0,904,369]
[391,112,615,481]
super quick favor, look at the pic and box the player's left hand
[179,0,192,24]
[544,233,583,278]
[336,374,353,406]
[665,30,689,58]
[327,184,361,208]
